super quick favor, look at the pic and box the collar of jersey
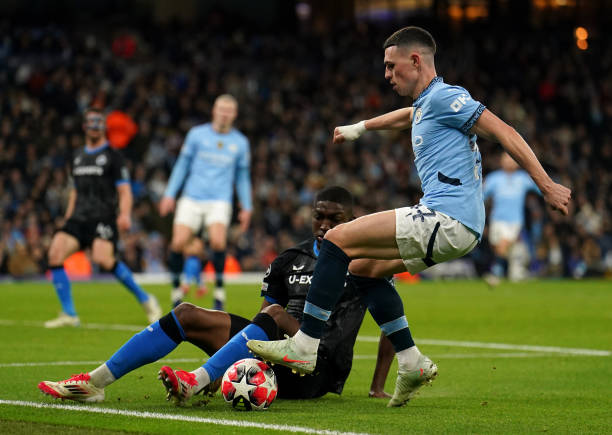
[84,142,109,154]
[414,76,443,105]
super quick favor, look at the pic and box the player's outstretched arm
[333,107,414,144]
[471,109,571,215]
[369,332,394,398]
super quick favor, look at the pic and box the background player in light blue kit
[483,152,541,286]
[247,26,572,408]
[159,94,252,310]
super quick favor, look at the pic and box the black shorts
[228,314,332,400]
[59,218,118,249]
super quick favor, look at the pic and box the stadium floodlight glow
[575,27,588,41]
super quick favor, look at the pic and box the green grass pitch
[0,278,610,434]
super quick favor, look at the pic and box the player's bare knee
[173,302,197,324]
[93,256,115,271]
[260,304,284,321]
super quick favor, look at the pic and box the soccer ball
[221,358,278,411]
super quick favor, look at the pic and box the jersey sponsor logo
[288,274,312,285]
[450,93,471,112]
[73,166,104,176]
[292,264,305,271]
[414,107,423,124]
[95,154,108,166]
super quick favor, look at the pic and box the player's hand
[333,121,366,144]
[117,214,131,232]
[159,196,176,217]
[368,390,392,399]
[543,182,572,215]
[238,209,252,233]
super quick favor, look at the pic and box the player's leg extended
[208,222,227,310]
[45,232,81,328]
[248,210,400,374]
[168,224,194,307]
[158,304,285,404]
[350,271,437,407]
[38,310,184,402]
[92,238,162,323]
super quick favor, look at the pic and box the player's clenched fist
[333,121,366,144]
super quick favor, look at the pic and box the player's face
[312,201,350,248]
[212,99,238,130]
[83,112,105,140]
[384,45,418,97]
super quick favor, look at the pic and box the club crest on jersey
[95,154,107,166]
[414,107,423,124]
[74,156,82,165]
[217,141,223,149]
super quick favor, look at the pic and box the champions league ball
[221,358,278,411]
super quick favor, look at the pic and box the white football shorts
[174,197,232,232]
[488,220,522,246]
[395,204,478,274]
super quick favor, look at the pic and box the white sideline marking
[0,400,370,435]
[357,336,611,356]
[0,352,573,368]
[2,319,609,357]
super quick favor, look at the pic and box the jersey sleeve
[260,254,289,307]
[164,129,197,198]
[112,150,130,186]
[521,171,541,195]
[431,86,486,134]
[235,138,252,211]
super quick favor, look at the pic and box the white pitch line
[2,319,609,357]
[0,400,370,435]
[357,336,611,356]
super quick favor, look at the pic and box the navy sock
[492,257,507,277]
[113,261,149,303]
[202,322,268,381]
[211,250,226,288]
[105,316,181,380]
[50,266,76,316]
[352,275,415,352]
[168,250,183,288]
[301,239,350,339]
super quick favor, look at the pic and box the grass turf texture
[0,279,610,434]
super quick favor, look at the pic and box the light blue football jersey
[483,169,539,225]
[411,77,486,236]
[164,123,252,210]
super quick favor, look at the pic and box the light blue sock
[113,261,149,303]
[106,320,179,379]
[50,266,77,316]
[184,256,202,286]
[203,323,268,381]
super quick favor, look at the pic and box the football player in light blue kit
[483,152,540,285]
[247,26,571,407]
[159,94,252,310]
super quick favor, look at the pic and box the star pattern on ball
[232,373,257,399]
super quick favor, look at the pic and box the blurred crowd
[0,17,610,279]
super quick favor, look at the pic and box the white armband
[337,120,366,141]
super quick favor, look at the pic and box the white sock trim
[89,363,116,388]
[293,330,320,355]
[191,366,211,390]
[396,346,421,371]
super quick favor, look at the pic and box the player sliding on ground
[38,187,396,404]
[247,26,572,407]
